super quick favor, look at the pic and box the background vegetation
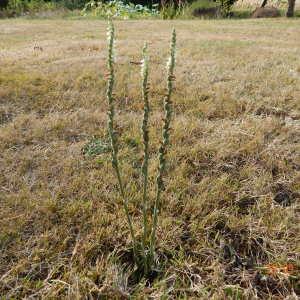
[1,0,298,19]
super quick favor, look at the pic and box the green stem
[150,29,176,258]
[106,20,138,261]
[141,43,150,272]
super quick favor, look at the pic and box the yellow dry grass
[234,0,300,9]
[0,19,300,298]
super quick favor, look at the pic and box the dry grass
[0,18,300,298]
[234,0,300,9]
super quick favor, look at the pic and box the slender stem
[106,20,137,259]
[141,43,150,271]
[150,29,176,257]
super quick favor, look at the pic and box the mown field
[0,19,300,298]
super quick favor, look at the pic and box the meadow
[0,18,300,298]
